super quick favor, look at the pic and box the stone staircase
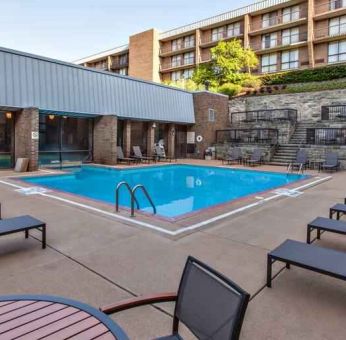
[270,121,316,166]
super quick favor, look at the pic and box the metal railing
[250,9,307,31]
[115,181,156,217]
[314,23,346,39]
[230,109,298,124]
[111,60,129,70]
[200,30,243,45]
[321,105,346,120]
[250,32,308,51]
[306,128,346,145]
[160,42,196,55]
[160,58,196,71]
[216,128,279,145]
[314,0,346,15]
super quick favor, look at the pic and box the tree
[192,40,259,87]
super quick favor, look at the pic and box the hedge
[261,64,346,85]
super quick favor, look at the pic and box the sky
[0,0,255,62]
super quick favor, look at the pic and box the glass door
[0,112,14,169]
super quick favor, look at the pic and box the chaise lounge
[133,146,155,163]
[117,146,138,165]
[100,256,250,340]
[222,147,242,165]
[154,145,175,162]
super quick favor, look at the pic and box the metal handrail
[115,181,139,214]
[132,184,157,216]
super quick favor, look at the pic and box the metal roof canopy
[0,46,195,124]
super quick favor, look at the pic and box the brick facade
[14,108,39,171]
[93,115,118,165]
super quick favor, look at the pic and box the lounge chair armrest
[100,292,177,315]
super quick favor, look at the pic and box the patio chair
[246,148,263,166]
[117,146,138,165]
[222,147,242,165]
[320,152,340,172]
[154,145,175,162]
[133,146,155,163]
[100,256,250,340]
[291,149,308,170]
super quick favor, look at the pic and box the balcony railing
[321,105,346,120]
[306,128,346,145]
[250,32,308,51]
[314,0,346,16]
[110,60,129,70]
[230,109,298,124]
[160,43,196,55]
[216,128,279,145]
[250,10,307,31]
[160,58,196,71]
[200,30,243,45]
[314,23,346,39]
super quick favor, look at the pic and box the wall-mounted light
[63,116,67,119]
[5,112,12,119]
[152,122,157,129]
[48,114,55,120]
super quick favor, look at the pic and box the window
[212,26,226,41]
[208,109,216,122]
[184,35,195,48]
[261,53,277,72]
[329,16,346,36]
[227,22,241,37]
[328,40,346,63]
[184,52,195,65]
[183,69,194,79]
[262,12,277,28]
[282,5,300,23]
[119,68,127,75]
[172,38,183,51]
[171,71,182,81]
[281,49,299,70]
[172,55,182,67]
[282,27,300,45]
[330,0,346,10]
[119,54,128,66]
[262,32,278,49]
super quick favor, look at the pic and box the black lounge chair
[291,149,308,170]
[246,148,263,166]
[154,145,175,162]
[117,146,138,165]
[330,203,346,220]
[320,152,340,172]
[222,147,242,165]
[267,239,346,288]
[101,256,250,340]
[307,217,346,244]
[133,146,155,163]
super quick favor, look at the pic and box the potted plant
[204,149,213,161]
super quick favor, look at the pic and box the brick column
[123,120,132,157]
[307,0,315,68]
[14,107,39,171]
[243,14,250,49]
[146,122,155,157]
[93,115,117,165]
[167,124,175,159]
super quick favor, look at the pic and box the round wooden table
[0,295,129,339]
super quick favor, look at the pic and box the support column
[307,0,315,68]
[14,107,39,171]
[93,115,117,165]
[243,14,250,48]
[123,120,132,157]
[146,122,155,157]
[167,124,175,159]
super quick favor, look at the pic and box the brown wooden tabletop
[0,295,128,340]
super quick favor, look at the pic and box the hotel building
[75,0,346,82]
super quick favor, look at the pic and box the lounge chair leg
[25,230,29,239]
[286,263,290,269]
[42,225,46,249]
[317,229,321,240]
[306,226,311,244]
[329,209,333,219]
[266,255,273,288]
[337,212,340,220]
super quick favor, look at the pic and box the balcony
[160,58,196,72]
[200,31,243,47]
[307,128,346,145]
[321,105,346,120]
[314,0,346,18]
[216,128,279,145]
[250,11,307,34]
[250,32,308,52]
[230,109,298,124]
[160,43,196,56]
[314,23,346,41]
[110,60,129,70]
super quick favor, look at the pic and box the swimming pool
[21,165,307,219]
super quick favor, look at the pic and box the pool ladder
[115,181,156,217]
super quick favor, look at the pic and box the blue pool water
[21,165,307,219]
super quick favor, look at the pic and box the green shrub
[240,75,262,89]
[262,64,346,85]
[218,83,242,97]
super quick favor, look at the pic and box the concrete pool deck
[0,161,345,339]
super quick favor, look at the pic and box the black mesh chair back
[325,152,338,166]
[250,148,262,161]
[232,147,241,160]
[133,146,143,158]
[295,149,308,164]
[173,257,250,340]
[117,146,125,159]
